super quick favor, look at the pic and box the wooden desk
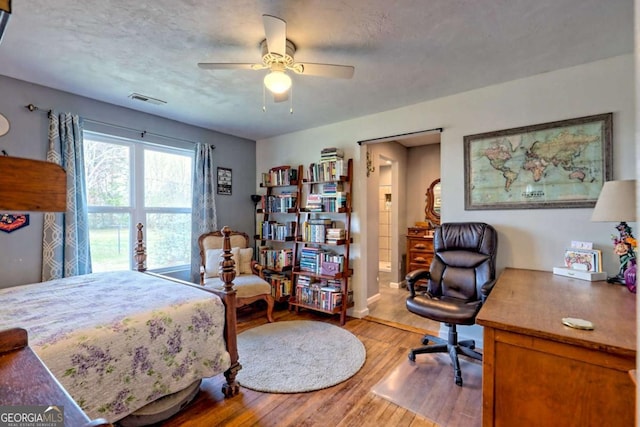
[477,268,636,427]
[0,328,111,427]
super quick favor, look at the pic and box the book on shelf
[263,192,297,212]
[259,247,293,270]
[260,220,296,240]
[307,159,346,182]
[265,273,293,298]
[263,165,297,186]
[301,218,334,243]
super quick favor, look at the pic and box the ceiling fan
[198,14,355,102]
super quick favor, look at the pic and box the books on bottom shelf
[266,273,292,298]
[295,278,352,311]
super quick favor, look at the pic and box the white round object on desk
[0,113,9,137]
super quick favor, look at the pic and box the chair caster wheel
[455,377,463,386]
[408,352,416,362]
[421,337,430,345]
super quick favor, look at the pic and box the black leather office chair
[405,222,497,386]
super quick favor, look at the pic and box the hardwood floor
[158,306,476,427]
[367,271,441,333]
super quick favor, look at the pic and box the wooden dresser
[406,227,434,275]
[477,268,636,427]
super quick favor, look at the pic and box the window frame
[84,130,194,273]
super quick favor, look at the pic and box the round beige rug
[236,320,366,393]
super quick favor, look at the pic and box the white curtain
[190,143,217,282]
[42,112,91,280]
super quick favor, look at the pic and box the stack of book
[326,228,346,244]
[304,193,323,211]
[320,147,344,162]
[307,147,346,182]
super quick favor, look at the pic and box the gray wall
[0,75,257,288]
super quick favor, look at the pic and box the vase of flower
[624,259,637,293]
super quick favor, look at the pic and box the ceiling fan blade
[273,91,289,103]
[298,63,355,79]
[197,63,257,70]
[263,14,287,57]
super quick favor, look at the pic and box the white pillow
[238,247,254,274]
[205,247,240,278]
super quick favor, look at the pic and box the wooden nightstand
[0,328,111,427]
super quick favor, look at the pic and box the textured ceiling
[0,0,633,141]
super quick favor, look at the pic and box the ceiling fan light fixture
[264,70,291,94]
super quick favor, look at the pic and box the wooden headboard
[0,156,66,211]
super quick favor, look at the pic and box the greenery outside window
[84,132,193,272]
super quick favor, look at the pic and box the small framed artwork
[564,248,602,272]
[464,113,612,210]
[217,167,232,195]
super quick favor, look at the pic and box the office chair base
[408,328,482,386]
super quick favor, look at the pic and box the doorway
[360,129,441,330]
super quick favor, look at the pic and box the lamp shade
[591,180,637,222]
[264,70,291,94]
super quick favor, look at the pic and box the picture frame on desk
[463,113,612,210]
[563,248,602,272]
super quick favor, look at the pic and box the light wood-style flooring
[158,306,475,427]
[367,271,440,333]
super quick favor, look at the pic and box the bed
[0,225,240,424]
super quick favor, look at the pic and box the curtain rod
[25,104,213,148]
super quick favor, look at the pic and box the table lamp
[591,179,637,283]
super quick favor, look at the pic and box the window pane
[145,150,192,208]
[145,213,191,269]
[88,213,131,272]
[84,139,130,207]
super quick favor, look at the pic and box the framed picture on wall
[217,167,232,195]
[464,113,612,210]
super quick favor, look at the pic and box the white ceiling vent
[128,93,166,105]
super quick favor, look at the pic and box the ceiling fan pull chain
[290,85,293,115]
[262,84,267,112]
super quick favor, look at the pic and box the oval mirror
[425,178,441,227]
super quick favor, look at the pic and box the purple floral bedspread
[0,271,231,422]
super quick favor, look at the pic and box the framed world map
[464,113,612,210]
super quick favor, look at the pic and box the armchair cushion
[204,247,239,278]
[238,248,253,274]
[202,274,271,299]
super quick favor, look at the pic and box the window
[84,132,193,272]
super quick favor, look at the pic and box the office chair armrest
[480,278,497,302]
[405,269,430,297]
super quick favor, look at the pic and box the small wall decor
[464,113,612,210]
[0,213,29,233]
[366,149,375,177]
[217,167,232,195]
[0,113,10,137]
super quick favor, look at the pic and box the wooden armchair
[198,230,274,322]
